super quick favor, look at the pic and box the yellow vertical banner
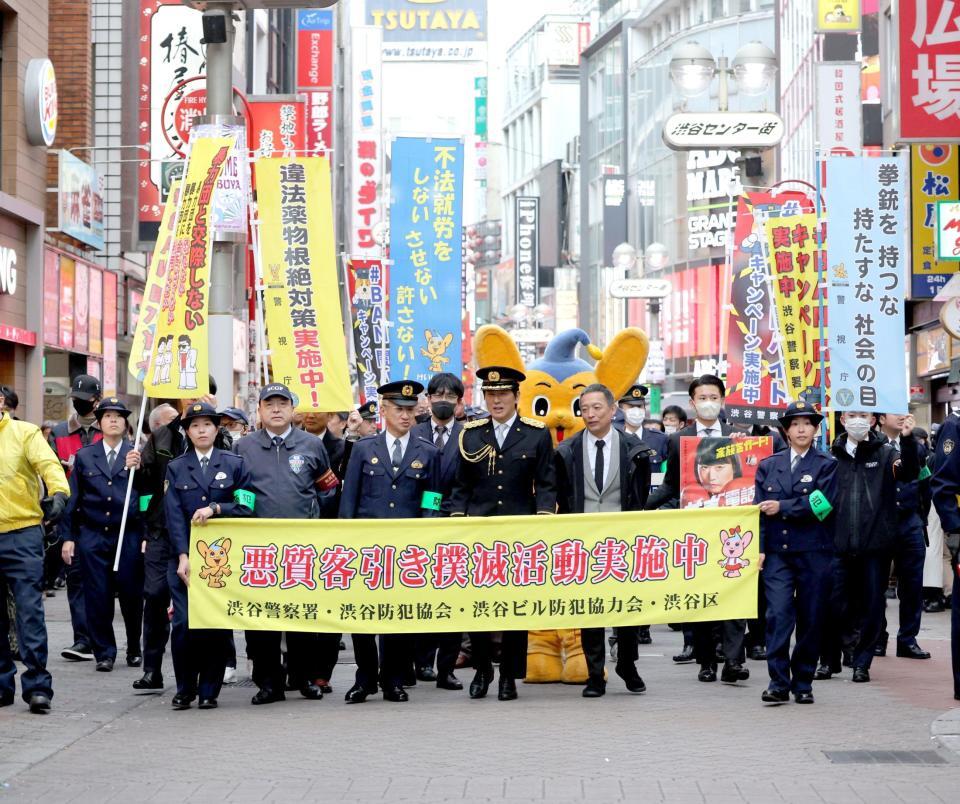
[765,213,827,401]
[143,138,232,399]
[256,157,353,411]
[128,181,181,383]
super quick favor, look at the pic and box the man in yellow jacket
[0,402,69,713]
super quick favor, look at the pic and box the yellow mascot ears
[473,324,526,371]
[594,327,650,399]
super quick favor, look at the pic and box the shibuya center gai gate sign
[663,112,785,151]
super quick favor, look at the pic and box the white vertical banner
[347,25,383,255]
[815,62,862,157]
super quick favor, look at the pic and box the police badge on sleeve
[289,454,306,474]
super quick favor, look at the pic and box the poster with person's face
[679,436,773,509]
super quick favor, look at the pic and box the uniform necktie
[595,439,605,492]
[435,425,447,450]
[704,427,715,437]
[106,449,116,470]
[392,438,403,471]
[496,424,506,448]
[200,456,209,478]
[271,435,283,449]
[791,453,801,474]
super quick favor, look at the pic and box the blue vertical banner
[826,155,908,413]
[389,136,465,382]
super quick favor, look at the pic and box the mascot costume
[473,325,649,683]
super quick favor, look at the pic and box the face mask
[664,424,678,435]
[695,400,722,421]
[844,417,871,441]
[73,399,95,417]
[624,408,645,427]
[431,401,455,421]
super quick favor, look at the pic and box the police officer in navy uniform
[339,380,442,703]
[164,402,254,710]
[448,365,557,701]
[61,398,144,672]
[755,401,837,705]
[235,383,339,704]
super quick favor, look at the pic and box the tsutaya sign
[686,150,741,251]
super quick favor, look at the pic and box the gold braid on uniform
[459,419,497,475]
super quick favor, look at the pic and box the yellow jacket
[0,412,69,533]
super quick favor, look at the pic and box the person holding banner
[448,366,557,702]
[234,384,340,705]
[339,380,442,704]
[555,383,655,697]
[60,398,145,673]
[164,402,254,711]
[755,401,837,705]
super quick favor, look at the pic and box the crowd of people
[0,369,957,714]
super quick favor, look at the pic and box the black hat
[477,365,525,392]
[359,400,379,420]
[777,400,824,429]
[378,380,424,408]
[94,397,131,420]
[70,374,101,401]
[220,407,249,426]
[619,384,649,405]
[181,401,222,426]
[259,383,297,405]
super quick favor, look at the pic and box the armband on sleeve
[808,490,832,521]
[233,489,256,510]
[138,494,153,513]
[315,468,339,491]
[421,491,442,511]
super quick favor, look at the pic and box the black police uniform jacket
[163,447,254,556]
[447,415,557,516]
[932,411,960,533]
[339,432,442,520]
[554,428,655,514]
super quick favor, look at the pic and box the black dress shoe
[171,693,194,710]
[924,599,945,613]
[582,681,605,698]
[299,682,324,700]
[896,643,931,659]
[852,666,870,683]
[793,690,814,704]
[813,664,833,680]
[383,686,409,702]
[344,683,377,704]
[873,641,887,657]
[498,676,518,701]
[720,662,749,683]
[469,669,493,699]
[61,642,94,661]
[615,664,646,693]
[132,671,164,691]
[416,666,438,682]
[28,693,51,714]
[436,673,463,691]
[197,698,218,709]
[761,687,789,704]
[251,688,286,705]
[637,626,652,645]
[673,645,695,664]
[96,658,115,672]
[126,654,142,668]
[747,645,767,661]
[402,672,417,688]
[698,664,717,683]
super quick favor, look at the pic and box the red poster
[248,98,307,159]
[43,249,59,346]
[59,256,75,350]
[679,436,772,510]
[88,267,103,355]
[74,261,89,353]
[898,2,960,140]
[102,271,118,396]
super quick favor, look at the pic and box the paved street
[1,592,958,803]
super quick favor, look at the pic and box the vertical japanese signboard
[248,97,307,159]
[815,62,862,156]
[515,196,539,308]
[103,270,118,396]
[389,136,465,383]
[898,1,960,141]
[826,155,908,412]
[911,144,960,297]
[348,27,383,254]
[347,258,389,403]
[296,10,335,157]
[257,157,353,411]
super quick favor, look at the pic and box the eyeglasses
[429,393,459,403]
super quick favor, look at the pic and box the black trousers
[245,630,321,692]
[744,580,767,650]
[316,632,341,680]
[141,537,170,675]
[582,626,637,681]
[413,632,462,676]
[470,630,527,679]
[351,633,410,689]
[820,553,888,670]
[692,619,746,667]
[167,558,226,700]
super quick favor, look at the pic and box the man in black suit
[409,372,465,690]
[554,383,656,696]
[646,374,749,685]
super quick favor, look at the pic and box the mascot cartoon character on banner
[473,325,649,683]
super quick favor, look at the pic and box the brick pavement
[1,592,958,803]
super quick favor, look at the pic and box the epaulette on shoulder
[520,416,546,429]
[464,418,489,429]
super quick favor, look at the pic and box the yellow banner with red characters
[188,507,760,633]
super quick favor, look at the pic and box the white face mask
[695,400,722,422]
[844,417,871,441]
[664,424,678,435]
[624,408,645,427]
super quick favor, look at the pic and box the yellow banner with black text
[188,508,760,633]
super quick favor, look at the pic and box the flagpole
[814,143,828,449]
[248,196,271,386]
[113,392,149,572]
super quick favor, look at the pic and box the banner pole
[814,143,828,448]
[113,392,148,572]
[248,198,271,386]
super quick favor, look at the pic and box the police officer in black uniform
[339,380,442,703]
[164,402,254,710]
[448,365,557,701]
[61,398,144,672]
[234,383,339,705]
